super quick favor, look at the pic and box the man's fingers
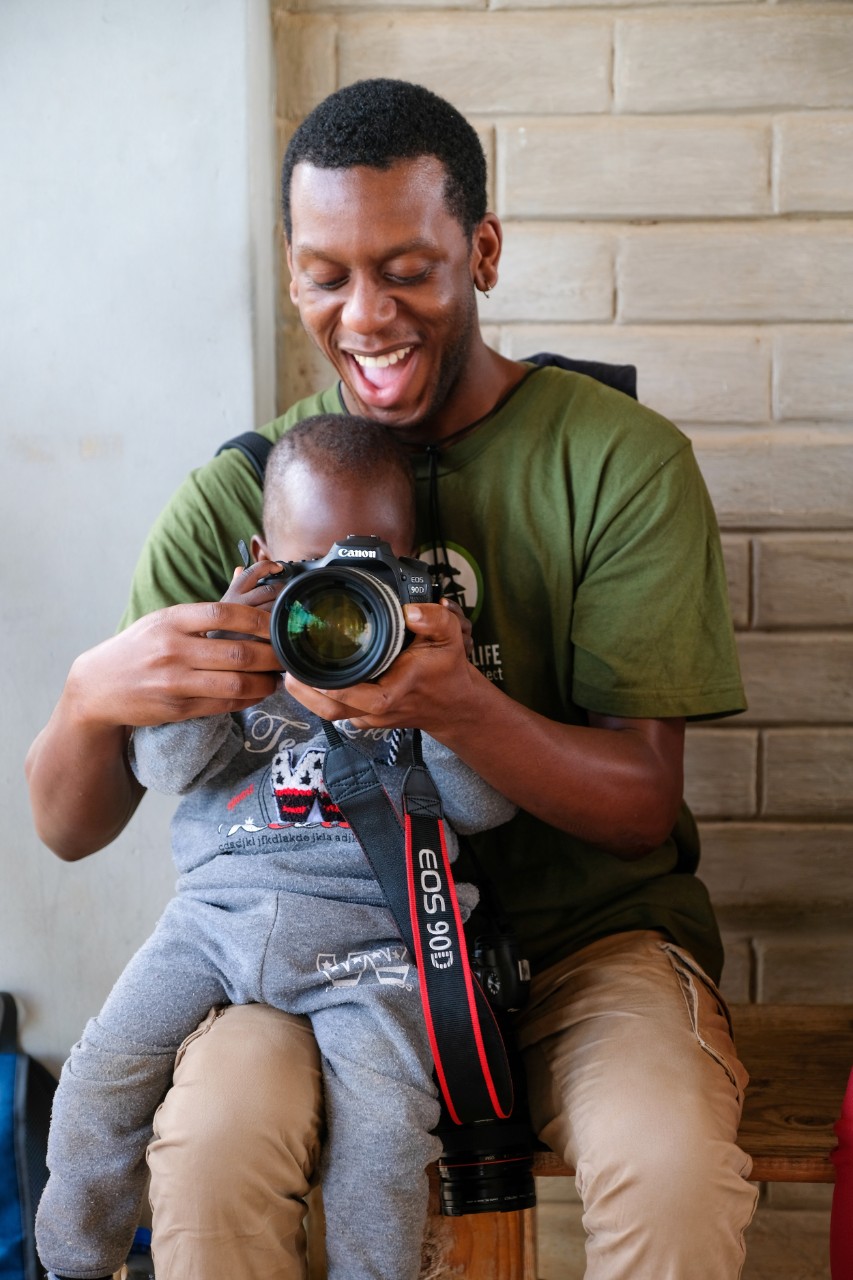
[283,674,382,721]
[403,601,461,641]
[135,670,282,726]
[158,601,273,645]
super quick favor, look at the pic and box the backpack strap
[215,431,274,484]
[522,352,638,401]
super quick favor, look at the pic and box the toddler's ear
[251,534,272,563]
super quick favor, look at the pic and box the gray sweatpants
[36,880,441,1280]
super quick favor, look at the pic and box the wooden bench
[426,1004,853,1280]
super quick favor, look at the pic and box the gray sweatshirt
[129,687,516,899]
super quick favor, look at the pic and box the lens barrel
[437,1115,537,1216]
[269,566,407,689]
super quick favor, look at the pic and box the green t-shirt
[122,366,745,982]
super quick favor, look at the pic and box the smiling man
[284,154,512,440]
[27,80,757,1280]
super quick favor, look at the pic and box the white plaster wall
[0,0,276,1069]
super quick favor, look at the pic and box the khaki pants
[147,931,757,1280]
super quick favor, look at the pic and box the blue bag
[0,993,57,1280]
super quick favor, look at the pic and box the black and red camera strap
[321,721,514,1126]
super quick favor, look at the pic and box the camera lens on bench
[436,1112,537,1216]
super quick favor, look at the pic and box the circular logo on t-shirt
[416,540,483,622]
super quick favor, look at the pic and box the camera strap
[321,721,514,1125]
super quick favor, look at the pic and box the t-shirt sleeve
[118,391,341,630]
[118,468,243,627]
[570,443,746,721]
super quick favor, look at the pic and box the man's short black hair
[264,413,416,543]
[281,79,487,241]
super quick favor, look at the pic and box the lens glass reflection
[286,590,374,666]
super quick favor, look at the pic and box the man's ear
[286,241,299,308]
[470,212,503,293]
[251,534,273,563]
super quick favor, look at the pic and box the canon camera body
[264,535,439,689]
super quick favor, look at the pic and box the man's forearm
[26,682,143,861]
[436,669,685,858]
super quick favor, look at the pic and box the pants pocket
[660,941,749,1106]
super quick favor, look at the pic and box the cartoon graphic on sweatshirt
[221,744,347,838]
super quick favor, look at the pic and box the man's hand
[285,598,474,732]
[26,594,285,859]
[69,597,281,730]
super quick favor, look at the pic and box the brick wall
[271,3,852,1275]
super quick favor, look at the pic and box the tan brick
[472,120,496,212]
[498,117,771,219]
[736,633,853,724]
[766,1183,833,1212]
[775,326,853,421]
[494,0,752,7]
[690,426,853,530]
[337,14,612,116]
[616,11,853,113]
[721,535,751,631]
[756,932,853,1003]
[763,729,853,818]
[684,727,758,819]
[498,325,771,425]
[718,935,753,1004]
[776,113,853,213]
[283,0,481,9]
[273,13,337,121]
[699,823,853,917]
[619,223,853,323]
[489,227,615,323]
[755,534,853,629]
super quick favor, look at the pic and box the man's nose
[340,275,396,334]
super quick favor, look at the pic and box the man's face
[287,157,494,443]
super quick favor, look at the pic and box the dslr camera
[262,535,439,690]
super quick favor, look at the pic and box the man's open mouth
[351,346,413,372]
[344,345,418,404]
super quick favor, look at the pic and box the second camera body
[265,534,439,689]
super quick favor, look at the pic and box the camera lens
[437,1115,537,1216]
[270,567,407,689]
[286,589,374,665]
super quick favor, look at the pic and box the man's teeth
[352,347,412,369]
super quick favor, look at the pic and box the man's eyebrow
[292,238,439,261]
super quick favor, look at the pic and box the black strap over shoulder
[213,354,638,480]
[522,352,638,401]
[215,431,273,483]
